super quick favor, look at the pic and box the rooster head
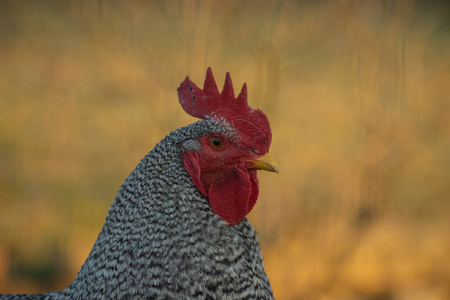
[178,68,278,225]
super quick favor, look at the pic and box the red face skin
[182,133,263,225]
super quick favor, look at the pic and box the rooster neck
[60,120,273,299]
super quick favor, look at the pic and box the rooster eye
[209,137,223,149]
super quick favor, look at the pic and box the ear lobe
[182,152,207,196]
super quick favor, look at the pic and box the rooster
[1,68,278,299]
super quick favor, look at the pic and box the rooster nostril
[251,148,260,155]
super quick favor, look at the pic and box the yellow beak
[244,153,279,173]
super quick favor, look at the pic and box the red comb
[178,68,251,119]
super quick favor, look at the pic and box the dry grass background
[0,0,449,299]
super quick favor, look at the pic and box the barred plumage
[1,70,275,299]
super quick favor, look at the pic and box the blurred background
[0,0,449,299]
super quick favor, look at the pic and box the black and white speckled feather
[1,118,273,299]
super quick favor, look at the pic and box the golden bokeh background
[0,1,449,299]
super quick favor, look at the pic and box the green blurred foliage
[0,0,449,299]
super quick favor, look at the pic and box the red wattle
[208,165,259,225]
[183,152,259,225]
